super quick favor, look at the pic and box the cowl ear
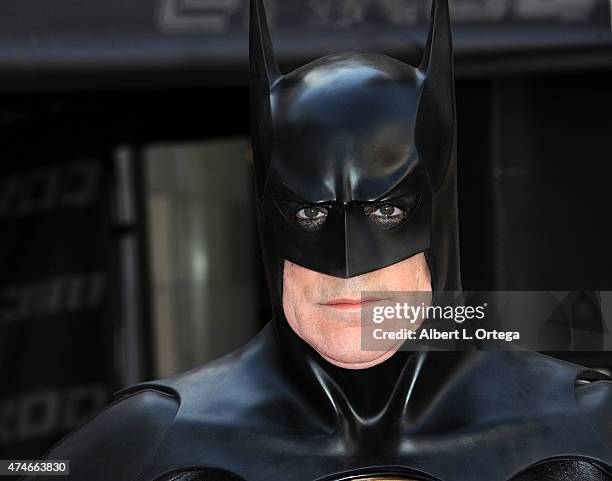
[416,0,456,193]
[250,0,281,200]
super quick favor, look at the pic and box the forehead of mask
[269,52,425,204]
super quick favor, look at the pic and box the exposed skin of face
[282,253,432,370]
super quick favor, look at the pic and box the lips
[320,297,390,308]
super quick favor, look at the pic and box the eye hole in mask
[362,193,420,231]
[295,206,329,232]
[286,192,420,233]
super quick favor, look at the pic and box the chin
[319,348,397,370]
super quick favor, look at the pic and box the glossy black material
[251,0,458,285]
[22,1,612,480]
[22,334,612,481]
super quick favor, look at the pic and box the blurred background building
[1,0,612,470]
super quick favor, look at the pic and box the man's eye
[364,203,409,230]
[372,204,405,218]
[295,206,329,232]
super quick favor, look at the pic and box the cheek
[283,264,307,308]
[282,286,327,346]
[417,259,432,290]
[282,261,319,333]
[407,257,430,290]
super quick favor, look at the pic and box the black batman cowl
[250,0,462,428]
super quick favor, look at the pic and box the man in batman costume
[23,0,612,480]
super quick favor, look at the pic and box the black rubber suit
[23,1,612,480]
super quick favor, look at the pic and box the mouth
[319,296,391,310]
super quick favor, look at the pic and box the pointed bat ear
[416,0,456,193]
[250,0,281,200]
[250,0,281,86]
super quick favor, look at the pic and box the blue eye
[295,206,329,232]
